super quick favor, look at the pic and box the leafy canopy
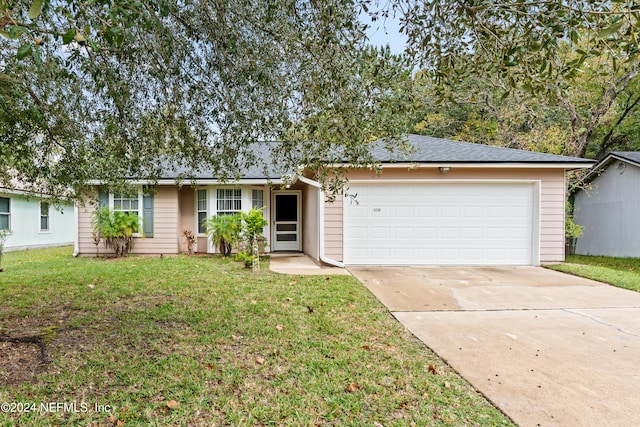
[1,0,414,199]
[394,0,640,157]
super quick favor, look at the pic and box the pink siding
[178,188,195,253]
[77,186,180,256]
[322,167,567,263]
[302,185,319,260]
[323,194,343,262]
[77,190,101,255]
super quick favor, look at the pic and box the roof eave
[87,178,285,186]
[328,161,595,169]
[579,153,640,184]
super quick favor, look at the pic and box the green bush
[92,207,142,257]
[204,214,242,256]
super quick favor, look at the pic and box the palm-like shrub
[204,214,242,256]
[92,207,142,257]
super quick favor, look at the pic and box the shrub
[92,207,142,257]
[236,208,269,269]
[204,214,242,256]
[182,229,197,255]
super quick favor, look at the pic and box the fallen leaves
[275,324,285,331]
[345,382,360,393]
[256,356,265,365]
[166,400,180,409]
[428,364,438,375]
[108,415,124,426]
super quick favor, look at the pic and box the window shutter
[143,192,154,237]
[98,188,109,208]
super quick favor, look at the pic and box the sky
[361,10,407,55]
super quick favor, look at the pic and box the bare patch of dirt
[0,341,48,385]
[0,326,95,386]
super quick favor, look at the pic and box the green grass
[547,255,640,292]
[0,247,511,426]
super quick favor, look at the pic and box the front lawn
[547,255,640,292]
[0,247,511,426]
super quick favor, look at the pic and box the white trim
[38,200,50,233]
[295,175,344,268]
[532,180,542,266]
[342,179,541,266]
[73,202,79,256]
[0,194,10,232]
[108,187,144,237]
[0,188,66,198]
[573,153,640,188]
[327,162,594,170]
[271,190,302,251]
[195,187,208,237]
[87,178,285,186]
[344,178,542,185]
[214,187,243,216]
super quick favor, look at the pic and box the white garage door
[344,182,536,265]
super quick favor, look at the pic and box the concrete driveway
[349,266,640,427]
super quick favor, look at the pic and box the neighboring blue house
[573,152,640,258]
[0,187,75,252]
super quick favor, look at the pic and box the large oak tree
[395,0,640,158]
[1,0,414,199]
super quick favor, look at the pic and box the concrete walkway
[349,266,640,427]
[268,253,351,275]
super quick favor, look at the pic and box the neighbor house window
[252,189,264,209]
[197,189,207,234]
[0,197,9,230]
[40,201,50,232]
[113,192,140,216]
[216,188,241,216]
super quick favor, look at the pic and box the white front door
[272,191,301,251]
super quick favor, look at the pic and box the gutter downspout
[295,174,345,268]
[73,202,79,257]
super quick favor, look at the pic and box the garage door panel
[418,227,437,239]
[464,206,483,217]
[394,227,414,239]
[440,227,460,239]
[486,227,507,239]
[487,206,507,217]
[440,206,461,217]
[487,248,507,261]
[418,206,437,217]
[463,227,483,239]
[344,182,535,265]
[395,206,414,217]
[370,227,391,239]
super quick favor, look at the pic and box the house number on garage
[373,208,381,212]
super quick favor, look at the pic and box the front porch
[177,182,317,257]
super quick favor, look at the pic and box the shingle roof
[146,135,592,181]
[570,152,640,194]
[154,143,293,181]
[370,135,593,164]
[610,152,640,166]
